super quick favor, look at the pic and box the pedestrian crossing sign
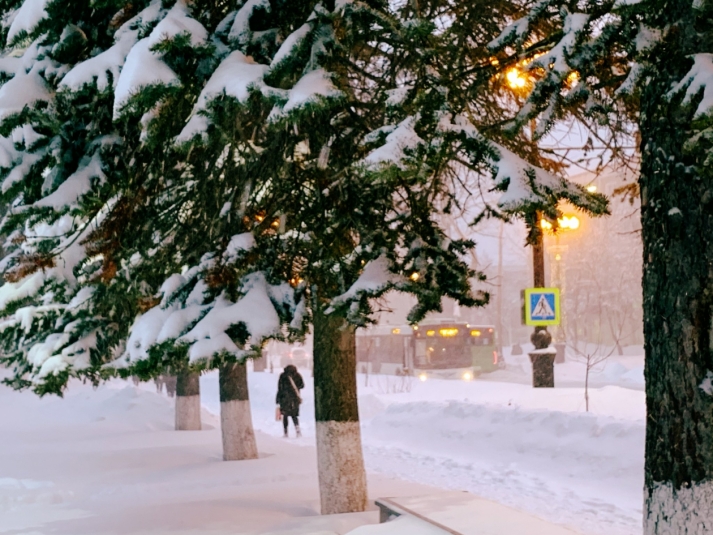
[524,288,561,326]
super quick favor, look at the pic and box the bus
[356,321,501,381]
[356,324,413,376]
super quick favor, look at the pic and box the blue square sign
[524,288,560,326]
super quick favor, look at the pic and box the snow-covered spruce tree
[0,0,178,395]
[490,0,713,531]
[0,0,216,430]
[0,0,606,513]
[110,0,261,440]
[105,0,220,432]
[116,0,605,513]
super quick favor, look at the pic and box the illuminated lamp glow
[439,328,459,337]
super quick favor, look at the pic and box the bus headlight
[418,373,428,382]
[462,371,473,381]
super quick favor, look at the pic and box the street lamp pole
[531,212,552,351]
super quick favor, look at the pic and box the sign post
[523,287,560,388]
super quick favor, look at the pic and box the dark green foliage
[0,0,606,396]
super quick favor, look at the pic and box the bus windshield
[414,338,472,369]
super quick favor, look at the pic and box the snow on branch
[147,0,207,48]
[33,149,107,209]
[270,23,311,69]
[179,272,282,362]
[60,30,138,91]
[113,38,179,119]
[363,116,423,169]
[229,0,271,43]
[124,271,290,367]
[488,0,550,50]
[492,143,607,216]
[329,255,405,311]
[1,150,45,193]
[529,11,589,77]
[0,67,51,122]
[59,2,164,92]
[669,54,713,119]
[6,0,49,43]
[488,17,531,50]
[177,51,269,142]
[280,68,343,114]
[223,233,255,262]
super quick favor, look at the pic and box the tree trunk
[640,7,713,531]
[584,363,590,413]
[219,362,258,461]
[313,306,368,515]
[175,371,201,430]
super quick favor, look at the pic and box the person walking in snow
[276,364,304,438]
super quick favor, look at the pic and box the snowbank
[221,370,644,535]
[1,366,642,535]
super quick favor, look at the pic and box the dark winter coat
[276,365,304,417]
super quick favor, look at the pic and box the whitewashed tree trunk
[219,362,258,461]
[645,483,713,534]
[313,306,368,515]
[175,372,201,431]
[639,3,713,531]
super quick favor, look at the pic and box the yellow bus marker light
[439,328,459,337]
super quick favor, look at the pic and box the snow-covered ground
[1,354,645,535]
[203,364,644,535]
[484,345,645,391]
[0,377,442,535]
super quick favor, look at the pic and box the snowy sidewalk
[226,370,643,535]
[0,380,586,535]
[0,381,427,535]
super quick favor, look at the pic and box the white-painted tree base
[646,481,713,534]
[316,420,368,515]
[175,394,201,430]
[220,399,258,461]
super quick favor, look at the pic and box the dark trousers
[282,414,299,430]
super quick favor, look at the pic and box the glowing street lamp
[506,68,528,89]
[540,214,581,233]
